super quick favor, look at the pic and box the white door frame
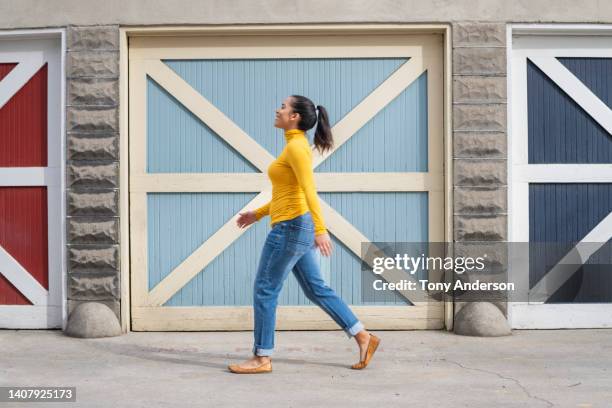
[0,29,66,329]
[507,24,612,328]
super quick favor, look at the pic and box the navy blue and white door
[510,34,612,328]
[128,31,445,330]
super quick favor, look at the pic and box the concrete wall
[1,0,612,27]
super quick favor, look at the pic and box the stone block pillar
[65,25,121,326]
[451,22,510,325]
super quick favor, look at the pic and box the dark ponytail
[290,95,334,155]
[313,105,333,155]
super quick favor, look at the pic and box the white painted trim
[0,28,65,39]
[119,28,130,333]
[0,245,48,305]
[508,25,612,329]
[512,23,612,37]
[443,26,453,331]
[47,183,62,309]
[0,305,63,329]
[513,164,612,183]
[513,37,612,55]
[510,54,528,168]
[59,30,67,331]
[506,24,515,327]
[0,167,60,186]
[0,30,65,329]
[510,183,530,244]
[511,303,612,329]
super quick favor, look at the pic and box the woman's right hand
[236,210,257,229]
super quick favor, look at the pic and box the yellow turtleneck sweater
[253,128,327,236]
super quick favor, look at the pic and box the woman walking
[228,95,380,374]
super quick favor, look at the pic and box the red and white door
[0,36,63,328]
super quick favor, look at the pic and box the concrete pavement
[1,329,611,407]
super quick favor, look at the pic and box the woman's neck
[284,128,306,143]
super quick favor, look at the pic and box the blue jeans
[252,211,364,357]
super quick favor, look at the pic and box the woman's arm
[286,142,328,236]
[253,201,271,221]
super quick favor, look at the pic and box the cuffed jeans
[252,211,364,357]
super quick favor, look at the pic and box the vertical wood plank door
[0,38,62,328]
[510,35,612,328]
[129,33,445,331]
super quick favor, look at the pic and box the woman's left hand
[314,233,333,257]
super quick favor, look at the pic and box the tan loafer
[351,334,381,370]
[228,359,272,374]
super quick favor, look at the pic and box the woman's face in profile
[274,96,298,129]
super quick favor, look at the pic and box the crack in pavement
[438,358,555,407]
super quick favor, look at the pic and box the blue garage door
[128,34,445,330]
[527,57,612,303]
